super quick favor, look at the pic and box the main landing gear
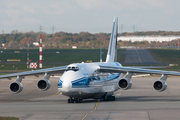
[103,95,115,101]
[68,97,82,103]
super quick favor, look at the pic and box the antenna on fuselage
[100,48,102,62]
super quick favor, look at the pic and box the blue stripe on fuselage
[71,77,88,86]
[58,80,63,88]
[57,73,120,89]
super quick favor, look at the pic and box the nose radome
[62,82,72,92]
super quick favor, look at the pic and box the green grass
[0,48,124,70]
[0,49,108,62]
[148,49,180,64]
[1,48,180,71]
[154,66,180,71]
[0,117,19,120]
[2,48,180,71]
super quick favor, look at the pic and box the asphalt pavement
[123,48,163,65]
[0,76,180,119]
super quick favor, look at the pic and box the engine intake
[10,82,23,93]
[37,79,51,91]
[118,78,132,90]
[153,80,167,92]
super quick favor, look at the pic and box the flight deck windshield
[66,66,79,72]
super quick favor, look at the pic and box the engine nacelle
[37,79,51,91]
[118,78,132,90]
[153,80,167,92]
[10,82,23,93]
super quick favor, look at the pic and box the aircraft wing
[132,74,151,78]
[124,66,167,69]
[0,66,67,79]
[98,65,180,76]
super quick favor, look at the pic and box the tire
[75,98,79,103]
[68,99,71,103]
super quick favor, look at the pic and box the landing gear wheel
[103,96,115,101]
[103,97,107,101]
[68,99,71,103]
[68,98,83,103]
[75,98,79,103]
[68,98,75,103]
[75,98,82,103]
[70,98,74,103]
[79,99,82,103]
[110,96,115,101]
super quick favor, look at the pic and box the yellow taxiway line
[82,100,99,120]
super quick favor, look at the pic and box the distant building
[33,42,39,46]
[118,36,180,43]
[120,46,136,49]
[2,44,5,47]
[72,46,77,49]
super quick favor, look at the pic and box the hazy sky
[1,0,180,34]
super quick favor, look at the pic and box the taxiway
[0,76,180,120]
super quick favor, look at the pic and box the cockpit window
[66,66,79,72]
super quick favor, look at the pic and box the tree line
[0,30,180,49]
[0,31,111,48]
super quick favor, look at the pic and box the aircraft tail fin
[106,17,118,63]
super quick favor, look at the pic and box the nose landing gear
[68,97,82,103]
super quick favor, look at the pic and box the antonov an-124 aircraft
[1,17,180,103]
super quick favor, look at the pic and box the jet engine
[153,80,167,92]
[37,73,51,91]
[118,78,132,90]
[10,82,23,93]
[37,79,51,91]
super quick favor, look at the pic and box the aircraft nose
[62,82,72,92]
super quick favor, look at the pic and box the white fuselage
[58,62,123,99]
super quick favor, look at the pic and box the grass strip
[0,117,19,120]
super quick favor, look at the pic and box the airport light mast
[39,34,42,68]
